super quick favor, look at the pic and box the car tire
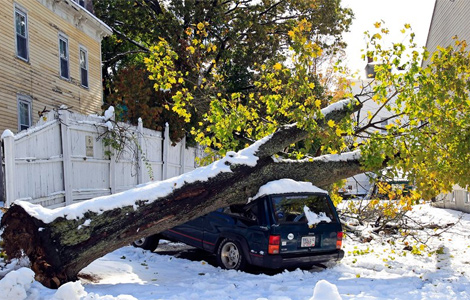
[216,238,246,271]
[132,234,160,251]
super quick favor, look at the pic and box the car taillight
[268,235,280,254]
[336,231,343,249]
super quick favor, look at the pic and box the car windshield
[271,194,335,224]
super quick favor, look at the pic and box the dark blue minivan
[133,180,344,270]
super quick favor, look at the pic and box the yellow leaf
[273,63,282,71]
[197,23,204,30]
[187,46,195,54]
[335,127,343,136]
[315,99,322,108]
[374,22,381,28]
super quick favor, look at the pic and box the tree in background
[106,65,186,142]
[93,0,353,142]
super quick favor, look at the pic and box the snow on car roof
[250,179,327,201]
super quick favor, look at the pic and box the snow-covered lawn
[1,203,470,300]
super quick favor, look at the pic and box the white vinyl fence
[1,109,199,208]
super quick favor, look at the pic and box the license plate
[301,236,316,247]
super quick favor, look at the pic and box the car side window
[222,204,259,225]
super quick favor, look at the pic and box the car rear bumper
[250,249,344,269]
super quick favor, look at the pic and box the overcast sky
[341,0,436,77]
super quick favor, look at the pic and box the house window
[59,34,69,80]
[74,0,85,7]
[451,191,456,202]
[79,47,89,88]
[466,191,469,204]
[15,6,28,61]
[17,95,32,131]
[380,118,388,134]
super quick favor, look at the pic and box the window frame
[14,5,29,62]
[79,45,89,88]
[58,33,70,80]
[17,95,32,132]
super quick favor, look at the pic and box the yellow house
[0,0,112,133]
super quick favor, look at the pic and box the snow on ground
[1,203,470,300]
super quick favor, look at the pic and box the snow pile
[52,281,137,300]
[320,98,356,116]
[312,150,361,163]
[0,257,31,278]
[252,178,327,200]
[0,129,14,139]
[103,106,115,130]
[0,267,34,300]
[310,280,342,300]
[53,281,87,300]
[104,106,115,121]
[303,206,331,227]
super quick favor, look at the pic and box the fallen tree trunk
[1,99,363,288]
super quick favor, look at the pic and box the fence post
[2,130,15,208]
[137,118,144,184]
[180,136,186,175]
[0,138,4,205]
[109,112,117,194]
[59,109,73,206]
[162,123,169,180]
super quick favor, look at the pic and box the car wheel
[132,234,160,251]
[216,238,246,271]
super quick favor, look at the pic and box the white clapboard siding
[425,0,470,214]
[424,0,470,66]
[1,109,198,208]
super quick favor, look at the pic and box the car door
[201,209,235,252]
[165,216,205,249]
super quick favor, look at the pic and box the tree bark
[1,99,363,288]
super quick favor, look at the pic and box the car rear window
[271,194,336,224]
